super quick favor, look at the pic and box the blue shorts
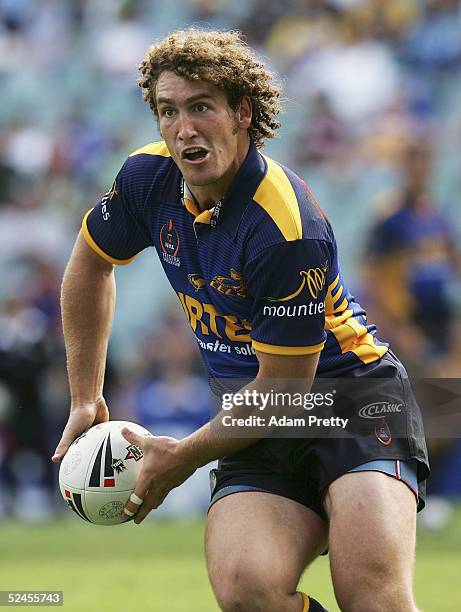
[209,459,419,519]
[209,352,429,520]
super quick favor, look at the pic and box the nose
[177,113,198,141]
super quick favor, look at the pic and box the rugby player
[53,29,429,612]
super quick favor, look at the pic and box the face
[404,145,432,197]
[155,71,251,202]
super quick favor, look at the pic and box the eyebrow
[157,93,214,106]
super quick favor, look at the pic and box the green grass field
[0,509,460,611]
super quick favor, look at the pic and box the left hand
[121,427,197,524]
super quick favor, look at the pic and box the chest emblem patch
[160,218,181,267]
[210,269,246,298]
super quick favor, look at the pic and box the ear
[237,95,252,130]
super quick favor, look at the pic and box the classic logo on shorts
[188,274,206,291]
[160,219,181,267]
[266,264,328,303]
[210,269,246,298]
[359,402,403,419]
[375,420,392,446]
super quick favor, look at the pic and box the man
[53,29,429,612]
[365,139,461,370]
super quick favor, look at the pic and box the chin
[185,171,220,187]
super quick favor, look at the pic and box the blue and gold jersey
[83,141,388,380]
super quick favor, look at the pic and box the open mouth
[182,147,209,162]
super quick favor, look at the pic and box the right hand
[51,397,109,462]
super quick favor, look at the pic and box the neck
[188,185,225,212]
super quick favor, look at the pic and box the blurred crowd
[0,0,460,521]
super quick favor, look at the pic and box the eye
[195,103,208,113]
[161,108,176,118]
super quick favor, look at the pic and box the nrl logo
[160,218,181,267]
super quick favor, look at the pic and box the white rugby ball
[58,421,151,525]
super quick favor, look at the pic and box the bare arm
[52,231,115,461]
[123,349,320,521]
[178,349,320,465]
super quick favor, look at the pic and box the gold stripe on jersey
[325,275,348,320]
[182,198,213,225]
[324,274,387,364]
[182,182,213,225]
[82,209,137,265]
[331,283,344,305]
[253,156,302,241]
[333,296,349,313]
[349,334,388,363]
[183,197,201,218]
[129,141,171,158]
[298,592,309,612]
[329,273,340,293]
[324,308,354,329]
[195,209,213,225]
[252,339,325,356]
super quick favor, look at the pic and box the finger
[52,420,87,462]
[122,493,144,518]
[121,427,144,448]
[133,504,149,524]
[134,488,169,524]
[134,490,157,524]
[152,490,168,510]
[123,471,151,516]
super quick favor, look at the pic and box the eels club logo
[160,218,181,267]
[210,269,246,298]
[375,420,392,446]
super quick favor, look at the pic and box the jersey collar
[166,142,267,239]
[181,181,215,225]
[219,142,267,239]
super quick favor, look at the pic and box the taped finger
[130,493,143,506]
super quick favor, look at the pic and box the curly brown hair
[138,28,283,148]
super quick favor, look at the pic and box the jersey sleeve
[82,159,152,265]
[246,239,331,355]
